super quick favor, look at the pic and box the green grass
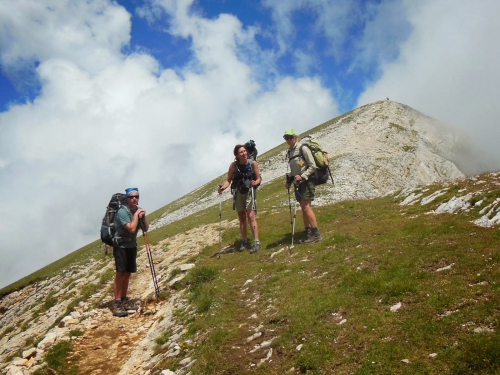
[33,341,78,375]
[148,172,500,374]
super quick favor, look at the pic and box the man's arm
[123,209,146,233]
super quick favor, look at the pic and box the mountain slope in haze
[150,100,474,230]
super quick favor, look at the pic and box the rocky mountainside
[1,100,493,375]
[150,100,474,230]
[1,222,238,375]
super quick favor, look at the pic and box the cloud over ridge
[0,0,339,288]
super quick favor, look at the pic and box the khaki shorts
[294,180,315,201]
[234,188,257,212]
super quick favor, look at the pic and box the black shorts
[113,247,138,273]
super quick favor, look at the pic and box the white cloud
[262,0,355,57]
[261,0,412,76]
[350,0,411,73]
[358,0,500,170]
[293,49,316,75]
[0,0,338,288]
[0,0,130,76]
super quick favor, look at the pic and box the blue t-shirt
[114,206,139,248]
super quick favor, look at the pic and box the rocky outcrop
[398,171,500,229]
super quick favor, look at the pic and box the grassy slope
[3,169,500,374]
[155,175,500,375]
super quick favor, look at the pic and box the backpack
[100,193,127,246]
[231,161,257,194]
[245,140,258,162]
[231,140,262,195]
[289,136,334,185]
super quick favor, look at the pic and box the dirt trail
[69,221,237,375]
[70,307,153,374]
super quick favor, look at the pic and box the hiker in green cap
[218,144,262,253]
[284,129,323,244]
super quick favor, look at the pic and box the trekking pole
[250,186,258,249]
[291,200,298,251]
[218,186,222,251]
[251,184,257,214]
[290,182,300,250]
[287,187,294,254]
[140,218,161,299]
[327,166,334,185]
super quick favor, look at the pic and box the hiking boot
[298,228,312,244]
[111,300,128,317]
[239,238,251,252]
[249,241,261,254]
[122,297,139,311]
[302,228,322,244]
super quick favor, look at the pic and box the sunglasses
[284,136,294,140]
[127,195,139,199]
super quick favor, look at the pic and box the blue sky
[0,0,412,112]
[1,0,500,288]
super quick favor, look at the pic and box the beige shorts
[234,188,257,212]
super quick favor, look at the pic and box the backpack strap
[289,145,313,167]
[232,161,255,180]
[289,144,317,181]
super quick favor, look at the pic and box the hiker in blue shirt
[111,187,148,317]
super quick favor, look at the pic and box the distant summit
[298,99,475,205]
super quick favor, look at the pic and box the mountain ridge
[149,100,471,231]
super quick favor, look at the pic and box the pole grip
[139,216,147,233]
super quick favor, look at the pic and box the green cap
[283,129,297,138]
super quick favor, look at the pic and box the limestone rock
[21,348,36,359]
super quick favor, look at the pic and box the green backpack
[292,136,334,185]
[303,138,328,168]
